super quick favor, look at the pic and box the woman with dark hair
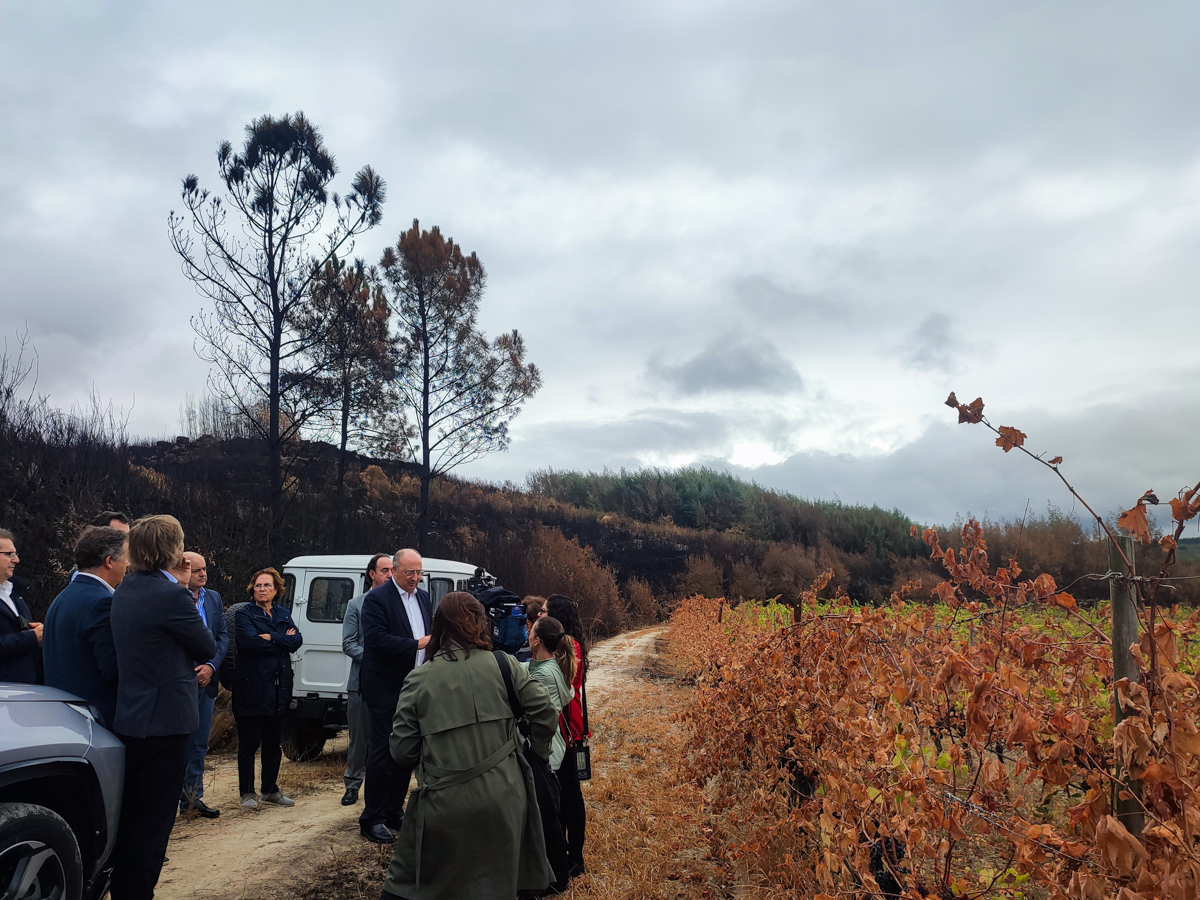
[380,592,558,900]
[524,615,577,891]
[544,593,588,878]
[233,567,302,809]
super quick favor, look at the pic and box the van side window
[429,577,454,609]
[280,574,296,611]
[307,577,356,623]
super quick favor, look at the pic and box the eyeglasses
[401,569,423,578]
[0,551,17,559]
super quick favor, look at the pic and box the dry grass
[296,634,728,900]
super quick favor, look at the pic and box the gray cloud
[648,338,803,397]
[4,1,1200,522]
[899,312,959,372]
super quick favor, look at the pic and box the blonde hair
[127,515,184,572]
[532,616,577,687]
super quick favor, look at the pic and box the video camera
[468,572,526,654]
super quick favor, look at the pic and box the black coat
[110,570,217,738]
[232,603,302,717]
[0,579,40,684]
[360,580,431,712]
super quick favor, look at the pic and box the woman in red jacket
[545,594,588,879]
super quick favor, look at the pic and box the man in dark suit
[178,551,228,819]
[358,548,431,843]
[43,526,128,727]
[0,528,42,684]
[109,516,216,900]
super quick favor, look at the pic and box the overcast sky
[3,1,1199,526]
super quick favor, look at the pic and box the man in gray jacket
[340,553,393,806]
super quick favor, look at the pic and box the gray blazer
[342,593,367,693]
[111,570,217,738]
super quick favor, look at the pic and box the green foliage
[527,466,923,559]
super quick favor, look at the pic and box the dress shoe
[340,788,359,806]
[180,798,220,819]
[361,823,396,844]
[568,862,586,879]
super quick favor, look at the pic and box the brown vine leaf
[1161,534,1178,552]
[966,673,1000,741]
[1068,871,1106,900]
[995,425,1027,452]
[1048,455,1064,465]
[1096,815,1148,877]
[1137,621,1179,669]
[1173,722,1200,757]
[1115,679,1151,716]
[1032,572,1057,599]
[1117,502,1153,546]
[1114,716,1152,768]
[1169,489,1200,524]
[934,651,976,693]
[1160,670,1191,702]
[1007,710,1041,761]
[1053,592,1077,610]
[961,397,985,424]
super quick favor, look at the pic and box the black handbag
[493,651,562,814]
[567,679,592,781]
[494,651,569,887]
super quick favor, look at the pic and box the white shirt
[0,580,15,617]
[392,578,428,667]
[71,571,115,596]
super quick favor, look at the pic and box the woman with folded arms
[233,567,302,809]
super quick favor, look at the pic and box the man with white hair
[357,548,431,843]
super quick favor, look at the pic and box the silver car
[0,684,124,900]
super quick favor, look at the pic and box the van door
[294,572,357,693]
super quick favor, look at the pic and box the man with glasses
[358,548,431,843]
[0,528,41,684]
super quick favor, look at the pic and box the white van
[276,554,488,760]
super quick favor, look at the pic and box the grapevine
[665,395,1200,900]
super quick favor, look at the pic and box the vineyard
[663,396,1200,900]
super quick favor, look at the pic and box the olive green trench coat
[384,646,558,900]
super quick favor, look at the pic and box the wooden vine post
[1109,533,1144,835]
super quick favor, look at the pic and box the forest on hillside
[5,354,1194,640]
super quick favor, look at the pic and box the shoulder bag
[566,677,592,781]
[493,651,562,815]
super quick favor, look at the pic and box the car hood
[0,684,87,703]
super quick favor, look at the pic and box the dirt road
[157,627,666,900]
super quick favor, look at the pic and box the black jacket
[360,580,431,712]
[43,575,119,727]
[111,570,217,738]
[0,579,40,684]
[232,603,302,717]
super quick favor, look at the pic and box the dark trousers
[236,714,283,796]
[360,704,412,827]
[557,748,587,867]
[110,733,189,900]
[182,689,216,801]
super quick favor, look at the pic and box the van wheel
[281,715,327,762]
[0,802,83,900]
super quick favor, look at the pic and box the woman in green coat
[382,592,558,900]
